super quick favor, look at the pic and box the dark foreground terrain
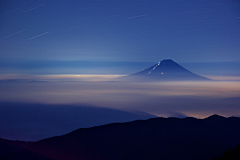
[215,144,240,160]
[1,115,240,160]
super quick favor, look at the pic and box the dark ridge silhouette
[118,59,211,81]
[1,114,240,160]
[0,102,155,141]
[0,138,32,155]
[0,138,53,160]
[215,144,240,160]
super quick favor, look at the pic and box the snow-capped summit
[119,59,211,81]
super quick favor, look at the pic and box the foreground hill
[215,144,240,160]
[118,59,210,81]
[1,115,240,160]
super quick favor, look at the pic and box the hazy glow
[0,80,240,118]
[204,75,240,81]
[42,74,123,81]
[2,74,239,81]
[0,74,124,81]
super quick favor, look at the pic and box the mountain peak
[119,59,211,81]
[158,59,180,69]
[161,59,174,62]
[206,114,226,120]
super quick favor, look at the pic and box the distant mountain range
[119,59,211,81]
[1,115,240,160]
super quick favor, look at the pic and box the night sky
[0,0,240,76]
[1,0,240,141]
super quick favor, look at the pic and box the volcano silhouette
[119,59,210,81]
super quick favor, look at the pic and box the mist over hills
[1,115,240,160]
[118,59,211,81]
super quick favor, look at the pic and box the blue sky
[0,0,240,75]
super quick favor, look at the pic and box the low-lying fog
[1,80,239,118]
[1,78,240,141]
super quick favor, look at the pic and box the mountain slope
[1,115,240,160]
[119,59,210,81]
